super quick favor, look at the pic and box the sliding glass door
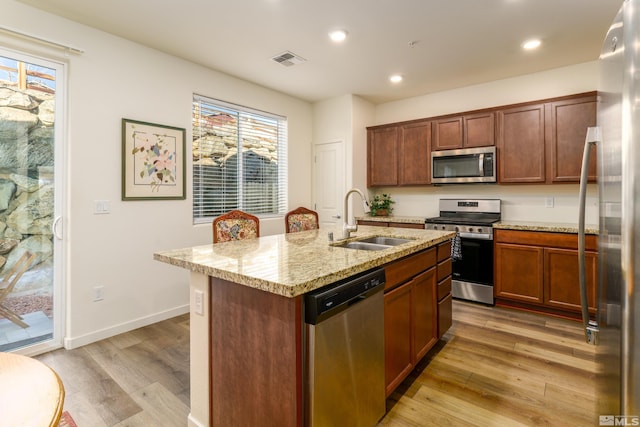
[0,48,64,353]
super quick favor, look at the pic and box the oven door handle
[458,231,493,240]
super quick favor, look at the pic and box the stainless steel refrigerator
[578,0,640,421]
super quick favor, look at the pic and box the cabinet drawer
[437,259,452,283]
[494,229,597,250]
[389,222,425,229]
[357,220,388,227]
[438,293,453,338]
[437,241,452,262]
[437,276,452,301]
[385,248,436,291]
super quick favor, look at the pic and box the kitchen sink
[334,236,415,251]
[356,236,414,246]
[338,241,392,251]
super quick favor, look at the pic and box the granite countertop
[154,225,454,298]
[356,215,427,224]
[494,220,599,235]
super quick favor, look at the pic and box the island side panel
[189,271,211,427]
[210,277,303,427]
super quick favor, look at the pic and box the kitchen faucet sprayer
[342,188,370,240]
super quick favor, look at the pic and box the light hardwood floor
[35,301,597,426]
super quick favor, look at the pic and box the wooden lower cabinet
[384,266,437,396]
[383,241,453,397]
[494,243,544,304]
[412,269,438,362]
[494,229,597,319]
[436,241,453,337]
[384,280,414,395]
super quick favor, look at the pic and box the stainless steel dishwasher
[304,267,386,426]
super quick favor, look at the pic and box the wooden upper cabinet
[367,120,431,187]
[547,94,597,183]
[432,112,495,151]
[464,112,495,148]
[432,117,463,150]
[399,120,431,185]
[367,125,398,186]
[368,92,597,186]
[497,103,546,183]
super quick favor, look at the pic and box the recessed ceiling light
[390,74,403,83]
[522,39,541,50]
[329,30,348,43]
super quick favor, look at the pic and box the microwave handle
[478,153,484,175]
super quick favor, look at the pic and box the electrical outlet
[194,290,204,315]
[94,285,104,302]
[545,197,554,208]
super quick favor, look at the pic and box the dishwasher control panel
[304,267,385,325]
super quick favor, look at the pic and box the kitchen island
[154,225,454,427]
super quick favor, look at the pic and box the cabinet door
[412,268,437,363]
[367,126,398,186]
[464,112,495,147]
[399,121,431,185]
[384,281,413,396]
[548,95,597,182]
[544,248,597,312]
[438,293,453,338]
[432,117,463,151]
[494,243,544,304]
[497,104,546,183]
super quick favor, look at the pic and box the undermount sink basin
[334,236,415,251]
[338,241,392,251]
[356,236,414,246]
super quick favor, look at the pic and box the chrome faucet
[342,188,371,239]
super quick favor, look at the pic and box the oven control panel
[425,223,494,240]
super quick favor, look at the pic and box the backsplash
[372,183,599,225]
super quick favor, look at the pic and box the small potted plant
[369,193,395,217]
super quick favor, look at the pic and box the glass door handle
[52,216,62,240]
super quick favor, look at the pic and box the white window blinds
[192,95,288,223]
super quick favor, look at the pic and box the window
[192,95,287,223]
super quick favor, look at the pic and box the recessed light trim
[329,30,348,43]
[522,39,541,50]
[390,74,403,83]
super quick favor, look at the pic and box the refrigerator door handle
[578,126,601,345]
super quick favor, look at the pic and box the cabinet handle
[578,126,600,345]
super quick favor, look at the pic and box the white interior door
[314,141,345,228]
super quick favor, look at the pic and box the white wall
[3,2,313,348]
[370,62,600,225]
[312,95,376,219]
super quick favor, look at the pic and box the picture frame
[122,118,186,200]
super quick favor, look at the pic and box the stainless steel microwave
[431,146,496,184]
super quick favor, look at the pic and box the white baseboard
[188,413,207,427]
[63,304,189,349]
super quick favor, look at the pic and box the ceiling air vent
[271,51,306,67]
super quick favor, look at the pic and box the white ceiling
[19,0,622,104]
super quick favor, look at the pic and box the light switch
[545,197,554,208]
[94,200,111,214]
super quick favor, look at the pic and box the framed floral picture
[122,118,186,200]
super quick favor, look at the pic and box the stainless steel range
[425,199,501,305]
